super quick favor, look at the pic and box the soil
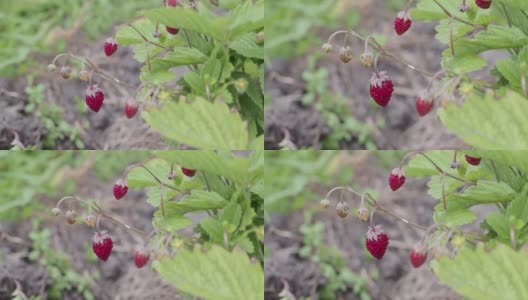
[0,168,180,299]
[264,0,469,150]
[264,152,463,300]
[0,30,168,150]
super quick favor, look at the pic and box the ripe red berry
[394,11,412,35]
[475,0,491,9]
[465,155,481,166]
[388,168,406,191]
[181,167,196,177]
[166,0,178,7]
[124,99,139,119]
[85,85,105,112]
[416,96,434,116]
[410,244,428,268]
[166,26,179,35]
[370,71,394,107]
[134,247,150,269]
[93,231,113,262]
[104,38,118,57]
[365,225,389,259]
[113,180,128,200]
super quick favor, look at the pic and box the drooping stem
[159,183,165,217]
[432,0,484,28]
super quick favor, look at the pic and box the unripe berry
[256,31,264,45]
[234,78,248,94]
[85,215,96,228]
[320,198,330,208]
[79,70,89,82]
[339,46,353,63]
[47,64,57,72]
[357,207,369,222]
[336,201,349,218]
[60,66,72,80]
[65,210,77,224]
[322,43,333,53]
[51,207,62,216]
[360,52,373,68]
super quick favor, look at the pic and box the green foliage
[265,0,354,59]
[129,151,264,300]
[24,76,85,149]
[438,91,528,149]
[301,55,378,149]
[117,1,264,149]
[29,221,95,300]
[154,246,263,300]
[264,151,343,214]
[298,211,373,300]
[0,0,159,77]
[431,244,528,300]
[409,1,528,148]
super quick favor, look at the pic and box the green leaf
[226,0,264,41]
[442,54,487,74]
[143,97,250,150]
[438,91,528,149]
[485,212,510,238]
[201,218,225,242]
[220,203,242,232]
[152,47,208,67]
[434,208,478,227]
[115,19,156,46]
[441,181,516,210]
[404,151,455,177]
[155,246,264,300]
[145,7,224,41]
[166,190,228,216]
[431,244,528,300]
[229,33,264,59]
[154,151,250,184]
[445,25,528,56]
[411,0,468,21]
[127,159,173,188]
[153,213,193,231]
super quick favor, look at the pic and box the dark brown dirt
[265,0,468,150]
[264,152,462,300]
[0,30,167,150]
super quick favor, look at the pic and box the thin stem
[432,0,484,28]
[102,214,148,237]
[373,202,427,231]
[127,23,166,49]
[441,173,447,210]
[449,16,455,56]
[510,224,516,248]
[490,161,500,183]
[201,171,211,192]
[160,183,165,217]
[501,3,512,28]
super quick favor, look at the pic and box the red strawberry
[93,231,113,262]
[366,225,389,259]
[465,155,481,166]
[85,85,105,112]
[416,96,434,116]
[113,180,128,200]
[475,0,491,9]
[388,168,406,191]
[370,71,394,107]
[394,11,412,35]
[166,26,179,35]
[166,0,178,7]
[134,247,150,269]
[410,243,428,268]
[125,99,139,119]
[104,38,118,57]
[181,167,196,177]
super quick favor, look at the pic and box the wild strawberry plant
[51,150,264,300]
[321,150,528,299]
[323,0,528,149]
[48,0,264,150]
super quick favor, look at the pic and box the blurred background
[0,151,188,299]
[0,0,167,150]
[264,0,465,150]
[264,151,462,299]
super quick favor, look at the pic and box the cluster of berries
[52,166,197,269]
[323,153,481,268]
[323,0,492,116]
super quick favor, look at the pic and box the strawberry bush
[321,150,528,299]
[52,150,264,299]
[322,0,528,149]
[48,0,264,150]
